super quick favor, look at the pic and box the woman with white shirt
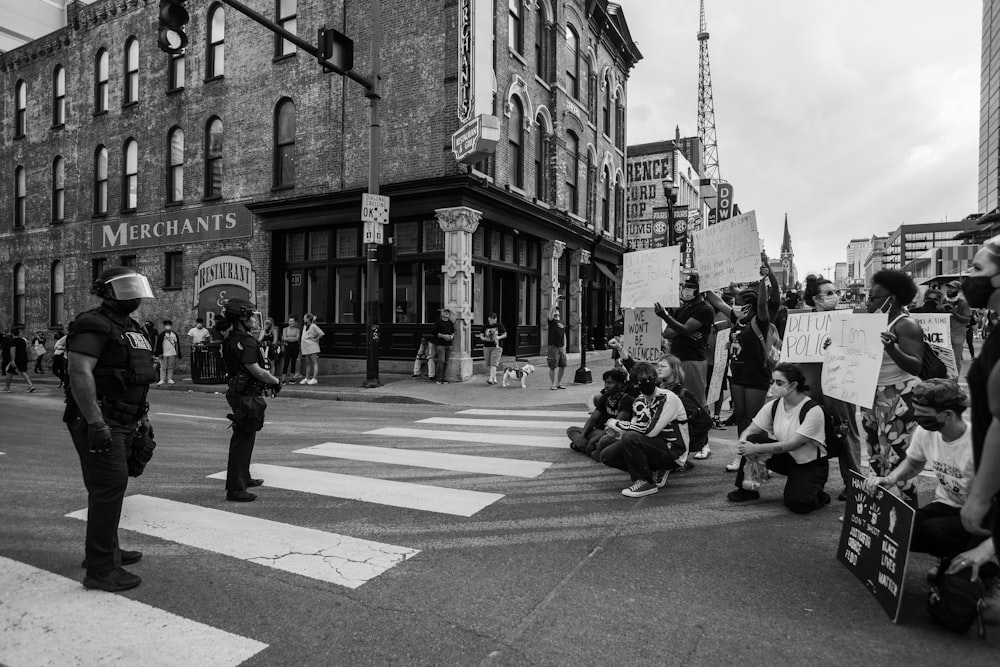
[728,363,831,513]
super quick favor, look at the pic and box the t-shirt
[434,319,455,347]
[160,330,179,357]
[188,326,211,345]
[548,318,566,347]
[752,397,826,464]
[301,322,324,355]
[595,390,635,424]
[482,323,506,347]
[946,296,971,342]
[906,425,975,508]
[728,317,770,389]
[667,299,714,362]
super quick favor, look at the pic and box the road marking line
[206,464,504,517]
[456,409,589,418]
[66,495,418,589]
[0,555,268,666]
[295,442,551,478]
[366,427,568,449]
[155,412,273,425]
[418,417,579,430]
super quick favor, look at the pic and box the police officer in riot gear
[64,267,157,592]
[217,298,281,502]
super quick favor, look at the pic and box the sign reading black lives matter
[837,470,915,622]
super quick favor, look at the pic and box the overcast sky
[622,0,982,278]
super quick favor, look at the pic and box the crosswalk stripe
[206,464,504,517]
[0,555,268,666]
[366,427,568,449]
[295,442,551,478]
[418,417,579,430]
[457,409,589,418]
[66,495,418,589]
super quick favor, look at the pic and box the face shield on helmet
[103,273,155,300]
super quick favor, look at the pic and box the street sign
[363,221,384,245]
[361,193,389,224]
[452,114,500,164]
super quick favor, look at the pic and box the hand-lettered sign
[623,308,663,362]
[911,313,958,378]
[707,333,729,404]
[620,246,681,309]
[779,311,836,363]
[691,210,762,291]
[821,312,887,408]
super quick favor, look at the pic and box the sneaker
[725,455,742,472]
[83,567,141,592]
[436,380,444,385]
[727,488,760,503]
[157,380,165,386]
[412,374,421,378]
[82,549,142,569]
[652,469,670,488]
[693,446,712,460]
[306,378,318,385]
[622,479,659,498]
[551,385,559,391]
[299,378,309,385]
[557,384,567,389]
[167,379,175,384]
[27,386,36,393]
[712,418,726,430]
[441,379,449,384]
[721,415,737,427]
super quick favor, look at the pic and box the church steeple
[780,213,792,255]
[778,213,796,290]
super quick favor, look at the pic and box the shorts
[546,346,567,369]
[5,361,26,374]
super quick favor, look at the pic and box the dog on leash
[501,363,536,388]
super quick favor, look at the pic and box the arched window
[94,145,108,215]
[565,25,579,99]
[13,264,26,326]
[13,166,26,229]
[124,38,139,104]
[276,0,297,57]
[534,114,547,200]
[614,181,624,238]
[168,51,185,91]
[167,128,184,204]
[508,97,524,189]
[50,260,64,327]
[52,157,64,222]
[534,7,547,79]
[565,131,579,215]
[123,139,138,211]
[207,5,225,78]
[603,78,611,136]
[508,0,523,54]
[601,169,611,233]
[205,117,223,198]
[52,66,65,126]
[95,49,109,113]
[14,80,26,137]
[615,98,625,149]
[274,99,296,187]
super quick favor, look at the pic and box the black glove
[269,381,282,397]
[87,421,113,455]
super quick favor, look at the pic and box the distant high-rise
[980,0,1000,212]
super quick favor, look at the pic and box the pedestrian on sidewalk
[412,338,431,378]
[187,318,211,347]
[280,315,301,383]
[154,320,180,385]
[432,309,455,384]
[52,329,67,388]
[546,306,567,390]
[31,332,47,373]
[299,313,324,385]
[478,313,507,385]
[3,328,35,393]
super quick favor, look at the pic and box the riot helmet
[91,267,155,301]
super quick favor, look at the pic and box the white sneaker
[157,380,164,386]
[167,379,175,384]
[299,378,309,384]
[725,455,742,472]
[307,378,318,385]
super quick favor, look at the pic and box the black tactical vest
[69,306,157,403]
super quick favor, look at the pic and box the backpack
[918,340,948,380]
[927,560,988,637]
[673,385,712,452]
[768,398,844,459]
[751,319,782,372]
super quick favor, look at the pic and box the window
[124,38,139,104]
[94,146,109,215]
[14,80,26,137]
[535,8,547,79]
[167,128,184,203]
[205,117,223,198]
[602,79,611,136]
[168,52,185,90]
[50,261,64,326]
[274,98,296,187]
[52,66,65,126]
[52,157,64,222]
[565,25,579,98]
[276,0,297,57]
[601,171,610,233]
[13,264,26,325]
[615,100,625,149]
[92,257,107,282]
[508,97,524,189]
[121,255,137,269]
[534,117,547,200]
[393,263,418,323]
[508,0,523,53]
[14,166,26,228]
[95,49,109,113]
[565,131,579,214]
[122,139,138,211]
[165,251,183,288]
[615,183,624,237]
[207,5,225,78]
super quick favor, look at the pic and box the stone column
[540,239,566,350]
[568,248,591,352]
[435,206,482,382]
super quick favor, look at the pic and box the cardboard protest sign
[821,312,887,409]
[911,313,958,378]
[780,311,836,363]
[706,334,729,404]
[691,210,762,291]
[838,471,915,622]
[623,308,662,362]
[620,246,681,308]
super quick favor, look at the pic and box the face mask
[961,276,996,308]
[770,383,791,399]
[817,295,839,311]
[637,379,657,395]
[681,288,696,301]
[915,415,945,431]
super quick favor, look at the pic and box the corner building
[0,0,640,380]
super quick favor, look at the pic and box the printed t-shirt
[906,425,975,508]
[752,397,826,464]
[548,319,566,347]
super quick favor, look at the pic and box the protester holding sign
[862,270,925,505]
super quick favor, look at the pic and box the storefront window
[424,221,444,251]
[424,268,443,322]
[490,230,502,261]
[336,228,357,258]
[309,230,329,260]
[473,227,485,257]
[473,265,484,325]
[336,265,360,323]
[504,234,515,263]
[395,221,419,253]
[394,263,418,322]
[287,232,305,261]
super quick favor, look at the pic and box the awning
[594,261,621,284]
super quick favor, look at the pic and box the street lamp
[574,235,601,385]
[663,175,678,243]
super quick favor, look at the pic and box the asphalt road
[1,385,998,666]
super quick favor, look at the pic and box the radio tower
[697,0,721,184]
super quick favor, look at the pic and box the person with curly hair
[862,269,925,505]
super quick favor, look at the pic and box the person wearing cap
[64,266,158,592]
[432,308,455,384]
[943,279,972,370]
[216,298,281,502]
[654,273,715,458]
[864,380,997,578]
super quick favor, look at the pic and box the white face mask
[816,294,839,311]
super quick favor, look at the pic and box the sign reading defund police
[838,470,915,623]
[91,203,252,251]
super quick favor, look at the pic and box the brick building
[0,0,640,379]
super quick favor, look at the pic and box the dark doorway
[491,269,518,357]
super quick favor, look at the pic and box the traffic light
[318,27,354,72]
[157,0,189,54]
